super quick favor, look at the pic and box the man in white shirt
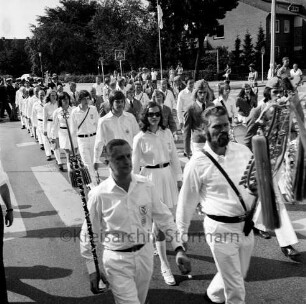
[177,105,255,304]
[92,76,103,111]
[80,139,191,304]
[134,81,150,107]
[69,82,79,106]
[102,77,111,103]
[290,63,303,89]
[93,90,139,170]
[71,90,99,185]
[176,77,194,130]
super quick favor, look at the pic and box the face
[112,98,125,114]
[126,90,134,100]
[222,86,230,97]
[271,88,284,101]
[154,92,164,105]
[196,89,208,103]
[206,114,230,148]
[39,91,45,101]
[109,144,132,178]
[161,80,167,91]
[283,59,289,67]
[70,83,76,92]
[293,64,298,70]
[147,106,161,127]
[187,80,194,91]
[96,77,101,84]
[62,95,70,108]
[135,83,142,93]
[57,85,63,93]
[50,92,57,101]
[80,95,91,106]
[245,87,251,95]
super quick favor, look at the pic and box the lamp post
[38,52,43,78]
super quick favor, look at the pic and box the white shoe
[161,267,176,286]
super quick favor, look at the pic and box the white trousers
[77,136,96,185]
[103,243,154,304]
[204,217,254,304]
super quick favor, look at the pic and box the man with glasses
[183,79,214,158]
[93,90,139,171]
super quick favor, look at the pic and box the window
[275,46,280,57]
[284,20,290,33]
[275,20,280,33]
[214,25,224,39]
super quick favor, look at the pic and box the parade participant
[93,90,139,170]
[92,76,103,111]
[102,77,111,103]
[48,73,62,90]
[27,87,37,137]
[290,63,303,89]
[0,78,11,120]
[43,91,63,167]
[223,64,231,83]
[244,77,300,259]
[132,102,183,286]
[32,90,46,150]
[143,77,154,100]
[177,105,255,304]
[247,64,258,89]
[152,89,177,134]
[172,75,186,100]
[236,83,257,124]
[168,66,176,86]
[80,139,190,303]
[183,79,214,158]
[176,62,183,76]
[117,78,127,96]
[177,77,194,130]
[160,78,177,113]
[6,78,18,121]
[23,88,33,135]
[151,68,158,84]
[51,92,77,172]
[19,88,29,130]
[70,90,99,186]
[277,57,291,80]
[213,83,238,125]
[57,84,64,94]
[134,81,150,107]
[124,84,142,122]
[69,82,79,106]
[30,87,42,143]
[0,162,14,304]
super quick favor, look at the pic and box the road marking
[0,160,27,241]
[31,165,85,227]
[291,218,306,237]
[16,142,37,147]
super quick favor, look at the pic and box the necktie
[202,103,205,111]
[73,93,76,101]
[130,99,133,108]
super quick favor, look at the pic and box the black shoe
[58,164,64,171]
[21,125,25,129]
[46,156,52,161]
[204,292,225,304]
[253,228,271,239]
[51,150,54,155]
[183,152,192,159]
[40,144,45,150]
[281,246,300,259]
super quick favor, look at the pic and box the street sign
[115,50,125,61]
[261,46,265,55]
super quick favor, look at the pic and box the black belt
[38,118,43,121]
[111,244,144,253]
[48,119,53,122]
[206,213,247,223]
[145,162,170,169]
[77,132,96,138]
[60,126,67,129]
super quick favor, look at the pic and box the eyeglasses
[198,91,207,95]
[147,112,161,118]
[272,89,284,95]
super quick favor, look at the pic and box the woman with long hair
[132,102,182,286]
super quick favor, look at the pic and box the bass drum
[231,124,247,144]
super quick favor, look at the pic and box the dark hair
[104,77,110,85]
[45,90,58,103]
[218,83,231,95]
[28,87,34,97]
[186,76,194,83]
[237,87,256,99]
[263,87,272,103]
[105,139,130,157]
[78,90,91,103]
[140,101,165,132]
[58,92,71,107]
[201,106,228,128]
[109,90,125,108]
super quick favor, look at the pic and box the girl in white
[32,90,46,150]
[51,92,77,172]
[132,102,182,286]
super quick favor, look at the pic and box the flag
[157,4,163,29]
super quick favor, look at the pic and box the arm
[93,118,105,165]
[176,92,184,125]
[183,108,192,155]
[167,108,177,133]
[167,129,182,181]
[0,183,13,227]
[43,105,48,135]
[132,134,142,174]
[51,109,60,140]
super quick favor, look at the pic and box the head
[52,73,58,81]
[105,139,132,179]
[218,83,231,98]
[263,77,284,102]
[201,106,230,149]
[239,83,254,98]
[34,86,40,97]
[160,78,168,91]
[125,84,135,100]
[109,90,125,115]
[109,80,117,91]
[38,89,46,101]
[192,79,211,104]
[293,63,298,70]
[57,84,64,93]
[69,82,76,92]
[118,78,125,88]
[104,77,110,86]
[46,90,58,103]
[78,90,91,107]
[282,57,289,67]
[186,77,195,91]
[134,81,142,94]
[151,89,165,105]
[249,64,255,71]
[140,102,165,132]
[96,76,102,84]
[58,92,71,108]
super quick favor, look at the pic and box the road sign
[115,50,125,61]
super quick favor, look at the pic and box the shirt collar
[106,173,143,193]
[204,141,230,160]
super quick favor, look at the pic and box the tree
[254,25,266,69]
[242,31,255,69]
[230,35,243,75]
[147,0,239,79]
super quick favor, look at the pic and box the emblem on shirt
[125,129,130,134]
[139,205,148,226]
[90,114,94,119]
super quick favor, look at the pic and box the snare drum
[231,124,247,144]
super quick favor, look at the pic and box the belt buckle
[159,163,163,168]
[238,214,246,222]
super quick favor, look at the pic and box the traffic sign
[115,50,125,61]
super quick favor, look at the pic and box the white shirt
[27,95,37,119]
[92,83,104,96]
[135,91,150,107]
[213,96,237,119]
[70,105,99,136]
[132,128,182,181]
[51,106,75,139]
[103,85,110,102]
[176,141,253,239]
[80,173,181,273]
[43,102,58,133]
[94,111,139,163]
[163,89,176,110]
[151,71,158,81]
[290,68,303,87]
[32,100,44,122]
[176,87,193,124]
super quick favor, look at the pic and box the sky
[0,0,61,39]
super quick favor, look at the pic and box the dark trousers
[0,205,8,303]
[0,101,11,118]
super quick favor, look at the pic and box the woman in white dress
[51,92,77,172]
[132,101,182,286]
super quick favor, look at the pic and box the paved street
[0,84,306,303]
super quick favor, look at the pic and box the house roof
[240,0,298,16]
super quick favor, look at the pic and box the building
[206,0,306,66]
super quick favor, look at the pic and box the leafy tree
[147,0,239,79]
[254,25,266,69]
[242,30,255,68]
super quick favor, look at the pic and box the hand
[43,131,47,136]
[89,271,109,294]
[176,250,191,275]
[177,180,182,190]
[5,211,13,227]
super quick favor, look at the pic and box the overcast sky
[0,0,61,39]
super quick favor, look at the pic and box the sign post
[115,50,125,77]
[261,46,265,83]
[99,57,105,83]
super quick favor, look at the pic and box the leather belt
[77,132,96,138]
[111,244,144,253]
[145,162,170,169]
[60,126,67,129]
[48,119,53,121]
[38,118,43,121]
[206,213,247,223]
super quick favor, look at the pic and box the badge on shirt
[125,129,130,134]
[90,114,94,119]
[139,205,148,226]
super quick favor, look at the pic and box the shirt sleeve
[176,91,184,124]
[93,118,105,164]
[132,134,142,174]
[176,159,202,242]
[131,116,140,138]
[43,105,48,133]
[51,109,60,139]
[167,129,182,181]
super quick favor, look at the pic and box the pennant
[157,4,163,29]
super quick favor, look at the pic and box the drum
[231,124,247,144]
